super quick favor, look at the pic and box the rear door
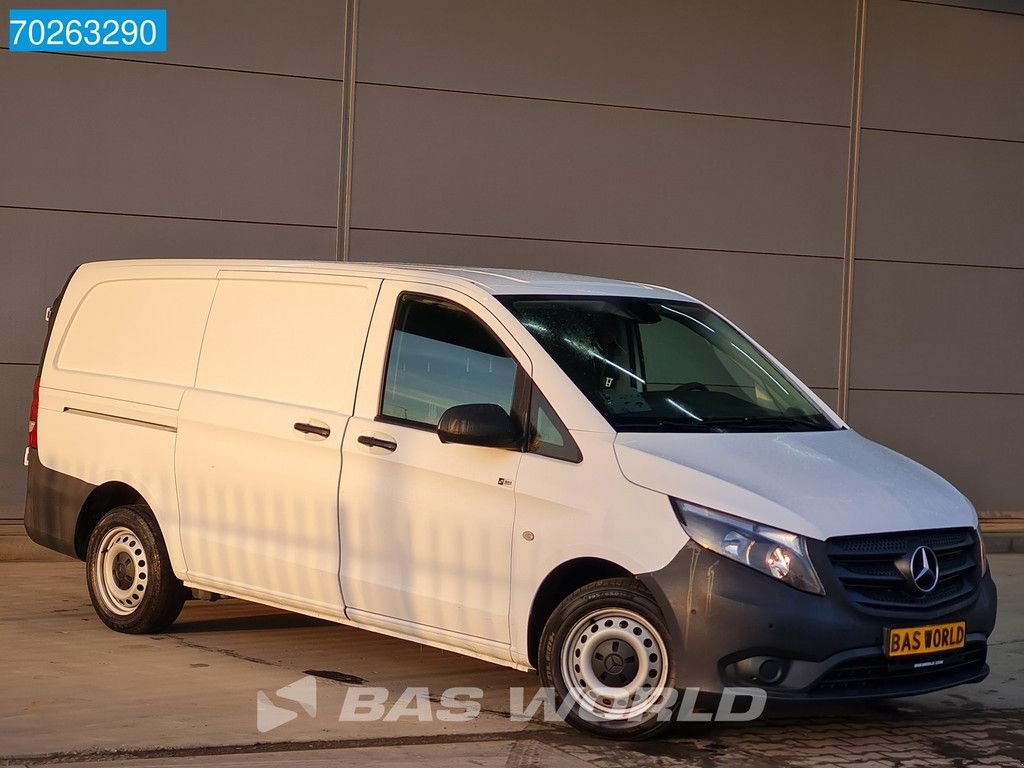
[176,271,381,615]
[339,282,530,646]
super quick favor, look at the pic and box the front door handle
[294,421,331,439]
[358,435,398,452]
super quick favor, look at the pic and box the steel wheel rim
[94,526,148,616]
[560,607,669,720]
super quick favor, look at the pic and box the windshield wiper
[699,414,835,431]
[612,417,717,433]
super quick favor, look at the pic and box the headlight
[672,499,825,595]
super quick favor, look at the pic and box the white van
[26,260,996,737]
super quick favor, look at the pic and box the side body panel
[34,263,222,570]
[176,272,381,615]
[509,431,687,667]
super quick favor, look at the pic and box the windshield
[500,296,837,433]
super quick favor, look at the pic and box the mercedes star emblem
[908,545,940,594]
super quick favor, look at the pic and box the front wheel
[86,505,186,633]
[538,577,676,738]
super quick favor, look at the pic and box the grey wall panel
[0,0,346,79]
[0,51,342,225]
[863,0,1024,142]
[855,130,1024,269]
[348,228,841,388]
[350,85,849,258]
[0,208,337,363]
[357,0,856,126]
[848,389,1023,511]
[850,260,1024,393]
[0,365,35,519]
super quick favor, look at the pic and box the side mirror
[437,403,520,449]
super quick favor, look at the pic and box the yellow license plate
[886,621,966,658]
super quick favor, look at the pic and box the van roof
[78,260,695,300]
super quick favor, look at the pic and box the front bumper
[639,541,998,700]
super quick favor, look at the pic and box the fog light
[765,546,792,579]
[758,659,784,685]
[729,655,789,686]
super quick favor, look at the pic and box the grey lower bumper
[639,541,997,700]
[24,448,94,559]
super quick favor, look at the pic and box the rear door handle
[358,435,398,452]
[294,421,331,439]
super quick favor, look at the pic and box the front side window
[501,296,836,434]
[528,385,582,462]
[381,295,519,427]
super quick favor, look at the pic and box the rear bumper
[639,541,997,700]
[24,448,93,559]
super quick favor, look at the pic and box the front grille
[825,527,980,615]
[811,644,987,696]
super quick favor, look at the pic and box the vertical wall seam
[335,0,360,261]
[837,0,868,419]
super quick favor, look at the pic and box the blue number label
[9,9,167,52]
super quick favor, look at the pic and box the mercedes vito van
[26,260,996,737]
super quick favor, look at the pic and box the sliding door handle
[294,422,331,439]
[357,435,398,452]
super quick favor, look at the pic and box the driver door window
[381,294,519,427]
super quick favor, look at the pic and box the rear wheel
[539,577,676,738]
[86,505,186,633]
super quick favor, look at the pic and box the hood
[613,428,976,540]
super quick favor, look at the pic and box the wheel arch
[74,481,148,559]
[526,557,633,668]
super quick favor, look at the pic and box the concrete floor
[0,556,1021,767]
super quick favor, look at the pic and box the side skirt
[181,578,532,673]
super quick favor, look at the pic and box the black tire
[538,577,676,739]
[86,505,186,633]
